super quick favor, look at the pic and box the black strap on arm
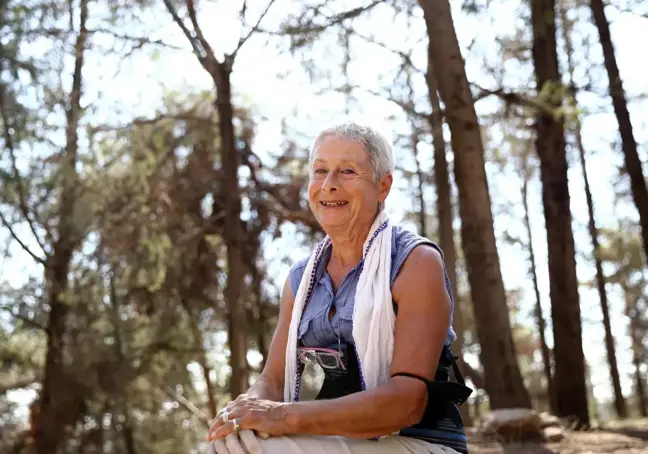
[391,369,472,429]
[392,371,432,385]
[391,371,472,406]
[392,346,473,406]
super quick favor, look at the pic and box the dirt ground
[467,418,648,454]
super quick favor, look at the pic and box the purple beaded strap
[293,221,389,401]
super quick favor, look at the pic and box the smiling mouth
[320,201,348,207]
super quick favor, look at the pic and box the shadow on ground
[467,419,648,454]
[605,427,648,442]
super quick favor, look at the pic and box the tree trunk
[425,61,472,425]
[574,109,626,418]
[631,324,648,417]
[585,363,600,422]
[183,303,219,419]
[163,0,250,398]
[196,327,219,419]
[410,126,428,236]
[35,2,88,452]
[530,0,589,427]
[559,1,626,418]
[214,61,250,397]
[623,280,648,417]
[520,153,555,414]
[419,0,531,409]
[589,0,648,263]
[109,271,138,454]
[251,267,269,370]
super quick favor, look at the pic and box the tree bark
[530,0,589,427]
[410,127,428,237]
[35,1,88,452]
[164,0,249,398]
[630,316,648,417]
[183,302,219,419]
[109,271,138,454]
[251,267,269,370]
[425,60,472,425]
[559,1,626,418]
[419,0,531,409]
[574,50,627,419]
[214,60,250,397]
[589,0,648,263]
[520,153,555,414]
[622,279,648,417]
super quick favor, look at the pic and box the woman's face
[308,137,391,234]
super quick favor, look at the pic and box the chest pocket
[337,295,355,321]
[297,285,329,339]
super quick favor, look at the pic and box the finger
[211,439,230,454]
[211,408,230,431]
[208,417,226,438]
[240,429,263,454]
[209,406,245,437]
[217,401,237,420]
[203,441,218,454]
[234,393,249,402]
[225,433,247,454]
[256,431,270,440]
[209,416,246,441]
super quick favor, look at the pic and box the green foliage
[0,0,647,450]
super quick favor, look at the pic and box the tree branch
[458,358,485,390]
[162,0,206,62]
[233,0,277,58]
[611,4,648,21]
[351,30,426,75]
[0,210,46,265]
[283,0,385,35]
[184,0,224,76]
[0,85,51,253]
[90,27,184,51]
[470,82,554,114]
[0,305,47,330]
[0,377,39,394]
[345,84,433,121]
[238,144,322,233]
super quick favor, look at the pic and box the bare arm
[245,276,295,402]
[280,244,452,438]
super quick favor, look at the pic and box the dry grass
[467,418,648,454]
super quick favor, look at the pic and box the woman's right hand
[213,395,270,440]
[210,394,289,441]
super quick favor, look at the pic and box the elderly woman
[205,121,471,454]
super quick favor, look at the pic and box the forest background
[1,0,647,453]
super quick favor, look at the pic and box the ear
[378,172,393,202]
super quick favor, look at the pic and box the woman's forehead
[312,138,369,163]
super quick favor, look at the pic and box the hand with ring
[207,394,290,441]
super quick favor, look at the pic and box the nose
[322,171,338,192]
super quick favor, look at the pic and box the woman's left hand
[207,394,290,441]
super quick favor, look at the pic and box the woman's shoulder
[287,254,312,297]
[390,225,442,283]
[391,224,435,252]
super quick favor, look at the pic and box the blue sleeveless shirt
[287,225,469,454]
[288,225,457,348]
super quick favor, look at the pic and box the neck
[327,215,377,269]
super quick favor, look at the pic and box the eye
[313,168,327,174]
[341,169,355,174]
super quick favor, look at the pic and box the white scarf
[284,210,395,402]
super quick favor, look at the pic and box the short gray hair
[309,121,395,182]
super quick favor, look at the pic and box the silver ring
[220,409,229,424]
[232,418,240,433]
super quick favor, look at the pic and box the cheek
[307,181,319,206]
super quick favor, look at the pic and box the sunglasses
[297,346,346,370]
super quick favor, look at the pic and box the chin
[317,215,350,229]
